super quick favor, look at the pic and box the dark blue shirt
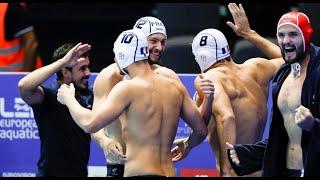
[31,80,93,177]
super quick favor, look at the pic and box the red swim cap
[277,12,313,52]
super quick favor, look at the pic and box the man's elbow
[82,121,99,134]
[18,79,26,93]
[18,79,30,95]
[221,115,236,127]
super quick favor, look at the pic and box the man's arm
[18,43,90,105]
[194,74,215,124]
[90,66,126,163]
[226,139,267,176]
[227,3,282,59]
[210,80,236,177]
[171,83,209,161]
[57,81,132,133]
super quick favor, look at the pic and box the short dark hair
[53,43,89,80]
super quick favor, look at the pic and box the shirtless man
[91,16,209,177]
[226,5,320,177]
[57,29,214,177]
[171,26,284,176]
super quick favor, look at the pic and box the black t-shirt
[31,81,92,177]
[4,3,33,40]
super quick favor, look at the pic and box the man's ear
[61,67,71,79]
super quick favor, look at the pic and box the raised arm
[18,43,91,105]
[227,3,281,59]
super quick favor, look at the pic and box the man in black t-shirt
[18,42,92,177]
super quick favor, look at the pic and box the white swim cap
[113,29,149,73]
[192,29,230,72]
[133,16,167,37]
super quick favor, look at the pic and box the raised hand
[61,42,91,67]
[226,3,252,38]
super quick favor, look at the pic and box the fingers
[107,144,127,163]
[228,3,237,21]
[172,153,182,162]
[230,154,240,166]
[171,147,179,158]
[239,3,246,14]
[229,3,241,18]
[226,21,236,32]
[72,42,91,57]
[77,43,92,55]
[72,42,82,52]
[199,80,215,93]
[226,142,234,149]
[171,146,178,153]
[226,142,240,166]
[70,83,75,90]
[114,142,126,161]
[296,105,309,116]
[172,150,182,162]
[295,105,309,123]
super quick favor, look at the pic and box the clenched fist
[295,105,314,132]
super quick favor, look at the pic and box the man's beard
[281,44,306,64]
[148,55,161,65]
[73,76,90,92]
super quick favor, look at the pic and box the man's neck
[127,60,152,78]
[289,54,310,78]
[205,59,233,72]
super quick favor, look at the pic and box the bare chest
[278,74,306,114]
[277,71,306,141]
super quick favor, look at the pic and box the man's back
[120,73,183,177]
[208,58,276,144]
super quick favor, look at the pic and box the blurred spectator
[0,3,42,72]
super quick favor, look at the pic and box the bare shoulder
[100,63,122,80]
[244,57,271,67]
[93,63,123,95]
[245,57,283,68]
[244,57,284,74]
[111,79,133,94]
[194,70,224,84]
[153,65,181,81]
